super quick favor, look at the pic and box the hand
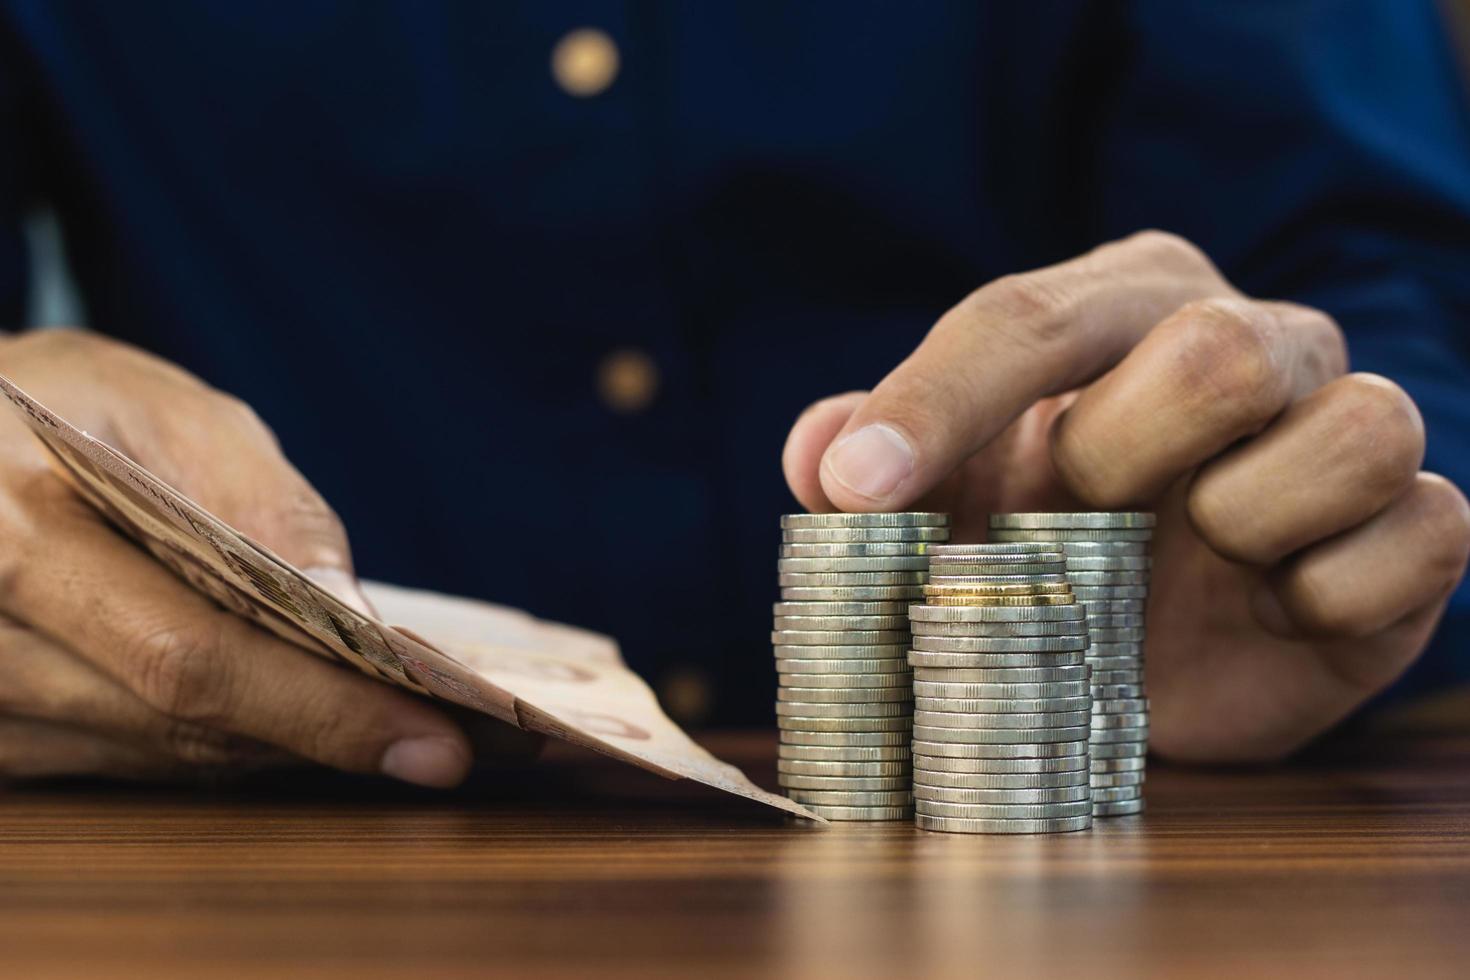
[783,231,1470,762]
[0,330,471,786]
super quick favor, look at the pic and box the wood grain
[1,728,1468,979]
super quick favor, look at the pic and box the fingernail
[380,735,471,788]
[825,424,915,501]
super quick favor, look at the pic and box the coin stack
[908,543,1093,834]
[987,514,1154,817]
[774,512,951,821]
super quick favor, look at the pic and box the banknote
[0,373,815,822]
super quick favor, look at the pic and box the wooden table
[2,728,1468,979]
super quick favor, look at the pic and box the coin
[1085,614,1145,628]
[773,615,911,631]
[1093,798,1145,816]
[1089,771,1146,788]
[912,666,1090,684]
[777,759,912,777]
[913,768,1089,788]
[777,714,914,733]
[1067,571,1150,586]
[775,701,913,719]
[1091,669,1144,685]
[782,527,950,543]
[1090,756,1146,772]
[912,681,1089,699]
[914,696,1091,715]
[1090,684,1144,699]
[778,556,932,573]
[779,744,913,762]
[1077,599,1146,614]
[781,730,910,747]
[911,739,1087,759]
[782,513,951,529]
[913,784,1092,805]
[775,658,912,674]
[774,601,913,616]
[1088,726,1150,743]
[907,652,1087,669]
[910,634,1089,652]
[923,580,1072,594]
[780,571,929,586]
[1087,741,1148,758]
[915,813,1091,834]
[771,629,912,646]
[1088,641,1145,655]
[778,772,913,790]
[1091,786,1144,803]
[779,543,933,558]
[1089,712,1149,728]
[781,586,927,601]
[774,672,913,690]
[1072,585,1149,599]
[800,804,914,821]
[921,593,1074,606]
[1064,556,1151,571]
[910,605,1087,623]
[988,527,1154,541]
[910,620,1088,638]
[1087,657,1145,671]
[778,686,914,703]
[774,644,909,659]
[912,724,1091,744]
[927,572,1070,584]
[913,710,1091,729]
[913,754,1088,774]
[1091,698,1148,714]
[784,790,914,807]
[925,547,1066,561]
[926,563,1067,577]
[913,800,1092,819]
[988,513,1156,530]
[1086,628,1146,643]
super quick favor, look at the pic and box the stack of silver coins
[774,512,951,821]
[987,514,1154,817]
[908,543,1093,834]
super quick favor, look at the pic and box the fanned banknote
[0,373,816,822]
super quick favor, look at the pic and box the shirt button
[596,348,660,413]
[551,28,620,97]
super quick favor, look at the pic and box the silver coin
[913,724,1090,744]
[779,571,929,587]
[914,784,1091,805]
[914,709,1090,729]
[1088,641,1145,656]
[778,772,913,791]
[911,620,1088,639]
[777,759,912,777]
[1090,771,1146,788]
[775,672,913,690]
[1086,657,1145,672]
[912,739,1087,759]
[988,527,1153,542]
[1067,571,1150,586]
[1091,670,1144,685]
[910,635,1088,653]
[778,556,932,573]
[781,586,927,601]
[778,686,914,704]
[915,813,1091,834]
[772,629,912,646]
[928,550,1066,563]
[1091,786,1144,803]
[773,614,911,631]
[989,513,1156,530]
[927,563,1067,577]
[914,769,1090,789]
[1087,628,1147,643]
[779,542,933,558]
[1037,541,1149,557]
[774,600,911,616]
[1091,698,1149,714]
[1091,684,1145,699]
[1088,726,1150,743]
[781,730,909,747]
[1064,556,1152,571]
[783,527,950,543]
[914,696,1091,715]
[1090,756,1146,772]
[782,512,951,529]
[776,701,913,719]
[774,644,909,660]
[926,573,1070,586]
[1093,798,1145,816]
[913,754,1088,775]
[1072,585,1149,599]
[912,681,1089,699]
[1077,599,1146,614]
[784,789,914,807]
[1090,712,1150,729]
[912,666,1090,684]
[927,543,1058,557]
[909,605,1086,623]
[1088,741,1148,759]
[779,744,912,762]
[1085,614,1146,628]
[907,652,1087,669]
[777,714,913,733]
[914,799,1093,819]
[797,803,914,821]
[776,658,912,674]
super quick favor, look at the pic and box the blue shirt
[3,1,1468,723]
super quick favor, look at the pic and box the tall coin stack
[774,512,951,821]
[987,514,1154,817]
[908,543,1093,834]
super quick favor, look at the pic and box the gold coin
[923,582,1072,596]
[923,594,1076,606]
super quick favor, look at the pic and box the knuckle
[1120,229,1213,273]
[1168,299,1286,421]
[1052,422,1135,510]
[1334,374,1425,490]
[974,273,1077,345]
[1285,564,1367,637]
[1186,477,1263,564]
[128,618,233,723]
[1413,473,1470,586]
[161,720,244,767]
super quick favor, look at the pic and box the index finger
[814,231,1234,511]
